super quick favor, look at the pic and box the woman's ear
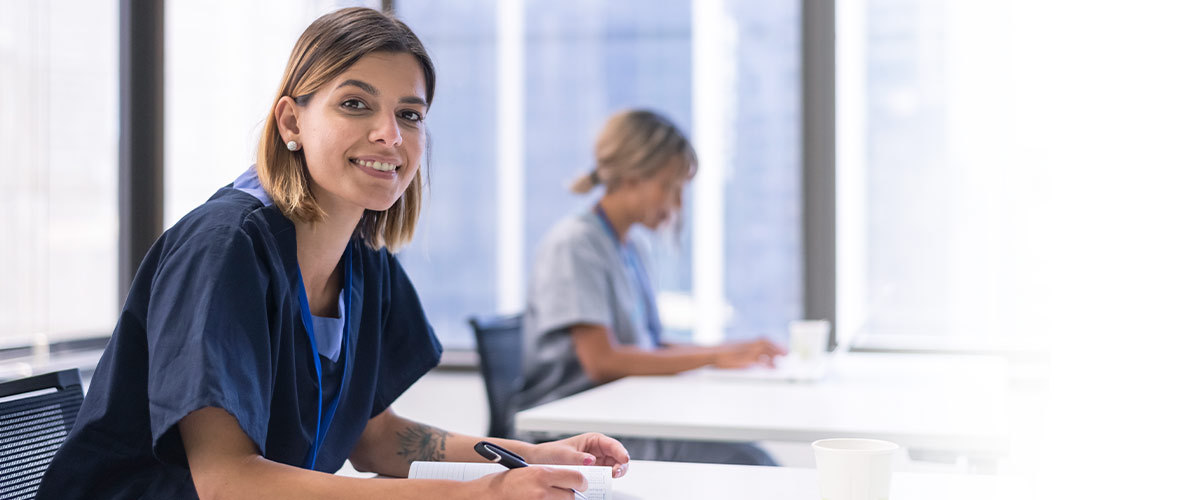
[274,96,301,144]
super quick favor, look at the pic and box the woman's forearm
[203,455,480,500]
[597,344,716,380]
[182,407,482,500]
[350,410,528,478]
[571,326,718,382]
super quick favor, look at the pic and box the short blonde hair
[257,7,436,251]
[570,109,698,194]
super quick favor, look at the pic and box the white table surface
[516,353,1011,456]
[614,460,1022,500]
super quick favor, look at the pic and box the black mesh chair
[0,369,84,500]
[468,314,524,439]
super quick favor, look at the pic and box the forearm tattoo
[395,423,450,463]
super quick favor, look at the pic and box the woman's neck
[597,194,636,243]
[295,204,362,317]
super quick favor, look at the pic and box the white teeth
[355,159,398,172]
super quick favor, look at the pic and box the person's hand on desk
[461,433,628,500]
[525,432,631,478]
[714,338,787,369]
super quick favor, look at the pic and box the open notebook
[408,461,613,500]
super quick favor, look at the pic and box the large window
[388,1,502,350]
[0,1,119,348]
[838,0,1038,347]
[2,1,800,354]
[399,0,800,348]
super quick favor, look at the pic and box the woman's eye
[341,99,368,110]
[399,110,423,122]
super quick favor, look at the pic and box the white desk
[614,460,1022,500]
[516,353,1010,457]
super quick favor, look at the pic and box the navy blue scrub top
[36,180,442,499]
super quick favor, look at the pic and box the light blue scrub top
[518,210,663,409]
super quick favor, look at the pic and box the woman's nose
[370,116,403,147]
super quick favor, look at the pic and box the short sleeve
[529,229,613,335]
[145,227,273,465]
[372,254,443,416]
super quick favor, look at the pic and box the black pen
[474,441,587,500]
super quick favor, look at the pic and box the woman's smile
[350,157,401,179]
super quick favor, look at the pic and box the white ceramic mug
[811,438,898,500]
[788,319,831,361]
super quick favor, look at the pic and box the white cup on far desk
[788,320,830,362]
[812,438,898,500]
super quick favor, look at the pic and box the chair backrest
[0,369,84,500]
[468,314,524,439]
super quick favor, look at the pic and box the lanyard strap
[296,243,354,470]
[593,205,662,347]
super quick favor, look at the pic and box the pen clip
[474,441,526,464]
[474,442,501,462]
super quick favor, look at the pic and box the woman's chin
[361,195,402,213]
[364,202,397,212]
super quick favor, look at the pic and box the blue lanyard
[295,243,353,470]
[593,205,662,347]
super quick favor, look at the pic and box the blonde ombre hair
[570,109,698,194]
[257,7,436,251]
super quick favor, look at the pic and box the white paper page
[408,461,612,500]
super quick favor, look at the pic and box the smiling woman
[34,7,629,500]
[257,8,436,251]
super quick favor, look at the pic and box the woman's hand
[466,467,589,500]
[525,432,631,478]
[713,338,787,369]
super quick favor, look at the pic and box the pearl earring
[286,140,300,151]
